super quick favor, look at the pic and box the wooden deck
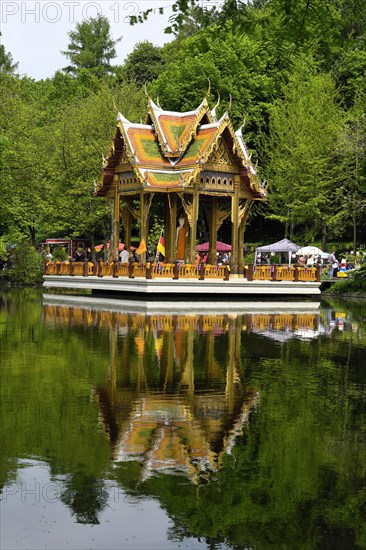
[44,261,320,283]
[43,262,321,298]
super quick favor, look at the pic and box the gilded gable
[204,137,239,173]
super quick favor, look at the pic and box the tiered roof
[96,98,266,197]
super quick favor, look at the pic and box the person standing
[297,255,305,267]
[119,245,130,263]
[328,250,338,278]
[176,217,188,260]
[315,255,323,276]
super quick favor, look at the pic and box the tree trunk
[91,234,96,262]
[28,223,36,246]
[322,224,327,251]
[353,213,357,253]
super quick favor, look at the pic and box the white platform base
[43,293,320,314]
[43,275,321,298]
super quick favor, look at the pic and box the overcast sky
[0,0,175,79]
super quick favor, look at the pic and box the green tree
[6,240,43,283]
[150,21,276,145]
[0,35,18,74]
[0,73,51,244]
[119,41,165,87]
[44,81,145,246]
[62,15,121,78]
[264,57,344,246]
[331,92,366,250]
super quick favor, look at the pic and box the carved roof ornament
[206,78,211,100]
[144,81,150,100]
[211,93,220,122]
[112,96,119,114]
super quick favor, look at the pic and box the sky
[0,0,175,79]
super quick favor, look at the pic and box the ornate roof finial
[238,116,246,133]
[206,79,211,99]
[156,94,161,108]
[228,93,232,113]
[211,93,220,122]
[144,81,151,100]
[215,92,220,111]
[112,96,118,114]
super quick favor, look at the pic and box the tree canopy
[0,35,18,74]
[0,2,365,250]
[62,15,121,77]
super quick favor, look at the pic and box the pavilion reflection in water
[44,304,320,482]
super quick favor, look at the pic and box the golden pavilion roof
[96,98,266,197]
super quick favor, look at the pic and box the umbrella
[296,246,329,259]
[196,241,231,252]
[95,241,125,252]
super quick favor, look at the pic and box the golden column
[231,176,240,271]
[188,186,199,263]
[139,190,147,263]
[121,203,131,250]
[208,197,217,265]
[238,220,245,274]
[238,199,253,274]
[166,193,177,262]
[112,186,120,260]
[139,191,154,263]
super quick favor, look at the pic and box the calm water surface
[1,289,366,549]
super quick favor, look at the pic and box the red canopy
[196,241,231,252]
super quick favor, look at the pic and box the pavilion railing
[44,262,320,282]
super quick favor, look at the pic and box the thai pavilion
[95,96,267,272]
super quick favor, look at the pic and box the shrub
[328,264,366,294]
[6,240,44,284]
[52,247,69,261]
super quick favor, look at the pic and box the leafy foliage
[0,34,18,74]
[0,0,366,250]
[62,15,121,77]
[119,41,165,87]
[264,58,344,246]
[6,241,43,283]
[327,264,366,294]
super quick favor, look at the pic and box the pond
[1,289,366,549]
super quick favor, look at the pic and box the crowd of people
[42,242,360,279]
[255,249,354,279]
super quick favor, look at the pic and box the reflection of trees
[102,306,366,547]
[60,473,108,524]
[2,290,366,544]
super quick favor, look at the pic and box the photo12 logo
[1,1,140,24]
[1,481,124,503]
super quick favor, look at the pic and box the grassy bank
[323,265,366,296]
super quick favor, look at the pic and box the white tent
[256,238,301,254]
[296,246,329,259]
[255,238,301,265]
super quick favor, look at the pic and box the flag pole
[155,227,164,264]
